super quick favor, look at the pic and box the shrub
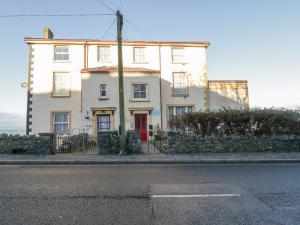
[168,108,300,136]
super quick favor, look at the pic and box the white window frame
[132,83,148,100]
[54,46,69,61]
[173,72,189,96]
[133,47,146,63]
[168,106,193,117]
[52,72,71,97]
[99,84,108,99]
[52,112,70,135]
[172,47,185,63]
[98,46,111,62]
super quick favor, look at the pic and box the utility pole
[117,10,126,154]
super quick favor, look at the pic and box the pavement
[1,164,300,225]
[0,152,300,164]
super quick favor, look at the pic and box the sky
[0,0,299,126]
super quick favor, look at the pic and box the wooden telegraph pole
[116,10,126,154]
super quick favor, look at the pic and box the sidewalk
[0,152,300,164]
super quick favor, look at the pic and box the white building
[25,28,248,140]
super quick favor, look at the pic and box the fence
[55,134,98,154]
[53,131,168,155]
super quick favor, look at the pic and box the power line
[124,17,160,43]
[100,18,116,40]
[0,13,114,18]
[95,0,116,13]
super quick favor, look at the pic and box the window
[172,48,184,63]
[97,115,110,132]
[168,106,193,117]
[133,84,147,99]
[173,72,188,95]
[133,47,146,63]
[53,72,71,97]
[98,46,110,62]
[54,46,69,61]
[100,84,107,98]
[52,113,69,134]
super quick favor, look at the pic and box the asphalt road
[0,164,300,225]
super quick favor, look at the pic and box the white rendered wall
[30,44,84,134]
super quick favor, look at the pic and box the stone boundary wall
[0,133,54,155]
[165,134,300,153]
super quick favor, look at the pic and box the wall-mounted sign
[152,109,160,116]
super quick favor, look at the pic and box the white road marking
[151,194,241,198]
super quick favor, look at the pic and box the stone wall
[165,134,300,153]
[0,133,54,155]
[98,131,120,154]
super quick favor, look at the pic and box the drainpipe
[159,44,163,130]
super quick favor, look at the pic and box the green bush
[168,108,300,136]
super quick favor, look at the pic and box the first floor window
[52,113,69,134]
[100,84,107,98]
[98,46,110,62]
[172,47,184,63]
[168,106,193,117]
[97,114,111,132]
[173,72,188,95]
[53,72,71,97]
[133,84,147,99]
[54,46,69,61]
[133,47,146,63]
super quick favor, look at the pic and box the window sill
[171,62,188,65]
[98,97,109,100]
[172,94,189,97]
[132,62,149,64]
[51,95,71,98]
[97,61,112,63]
[53,60,71,63]
[129,99,150,102]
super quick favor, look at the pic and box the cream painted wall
[28,41,217,134]
[160,46,207,129]
[82,72,160,135]
[208,87,248,110]
[30,44,83,134]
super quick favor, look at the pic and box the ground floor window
[52,112,69,134]
[97,114,111,132]
[168,106,193,117]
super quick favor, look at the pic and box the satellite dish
[21,82,28,88]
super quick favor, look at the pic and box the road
[0,164,300,225]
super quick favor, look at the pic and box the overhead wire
[100,18,117,40]
[95,0,116,13]
[0,13,114,18]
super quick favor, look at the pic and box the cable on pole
[95,0,116,13]
[100,18,117,40]
[0,13,114,18]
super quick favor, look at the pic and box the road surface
[0,164,300,225]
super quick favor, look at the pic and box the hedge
[168,108,300,136]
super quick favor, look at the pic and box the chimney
[43,27,54,39]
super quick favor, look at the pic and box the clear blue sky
[0,0,299,116]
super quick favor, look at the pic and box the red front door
[134,114,147,142]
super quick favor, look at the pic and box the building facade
[25,28,249,138]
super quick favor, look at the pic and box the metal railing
[54,134,99,154]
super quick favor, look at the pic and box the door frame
[92,110,115,136]
[134,113,148,142]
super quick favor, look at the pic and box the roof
[24,38,210,47]
[81,66,160,74]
